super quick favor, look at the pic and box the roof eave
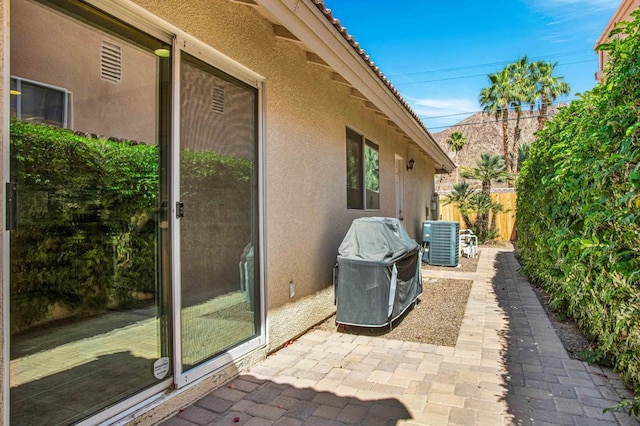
[254,0,456,173]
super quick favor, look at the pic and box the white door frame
[171,36,267,389]
[394,154,405,222]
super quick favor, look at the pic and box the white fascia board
[256,0,455,172]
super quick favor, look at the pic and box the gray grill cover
[335,217,423,327]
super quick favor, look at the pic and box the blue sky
[322,0,620,130]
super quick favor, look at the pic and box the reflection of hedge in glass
[365,143,379,193]
[10,121,251,331]
[179,148,254,299]
[346,140,361,190]
[10,121,159,331]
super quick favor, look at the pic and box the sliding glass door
[177,53,261,375]
[9,0,172,424]
[8,1,264,423]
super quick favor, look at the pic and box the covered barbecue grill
[334,217,423,327]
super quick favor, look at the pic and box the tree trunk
[490,210,497,233]
[538,93,548,131]
[502,107,511,172]
[474,213,484,235]
[461,214,473,230]
[482,180,491,198]
[454,152,459,184]
[512,111,522,173]
[481,181,492,238]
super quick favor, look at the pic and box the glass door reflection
[179,53,260,369]
[9,1,172,424]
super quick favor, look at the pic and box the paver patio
[161,247,639,425]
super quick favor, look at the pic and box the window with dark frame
[346,128,379,210]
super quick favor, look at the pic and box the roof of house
[243,0,456,173]
[310,0,428,138]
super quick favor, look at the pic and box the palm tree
[460,153,509,241]
[489,200,504,237]
[460,153,509,197]
[529,61,571,131]
[446,131,467,183]
[506,56,536,173]
[442,181,475,229]
[446,131,467,159]
[479,68,513,172]
[517,143,531,172]
[470,192,492,240]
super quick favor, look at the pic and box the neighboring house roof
[595,0,640,47]
[236,0,456,173]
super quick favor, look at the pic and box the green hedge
[10,121,251,331]
[10,121,160,330]
[517,11,640,393]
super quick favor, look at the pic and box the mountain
[431,105,563,191]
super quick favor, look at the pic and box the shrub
[517,11,640,410]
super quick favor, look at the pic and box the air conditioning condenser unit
[421,220,460,267]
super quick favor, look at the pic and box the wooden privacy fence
[438,190,517,241]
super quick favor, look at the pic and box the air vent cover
[211,86,225,114]
[101,41,122,83]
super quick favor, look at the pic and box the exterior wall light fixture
[407,158,415,171]
[154,48,171,57]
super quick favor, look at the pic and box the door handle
[6,182,17,230]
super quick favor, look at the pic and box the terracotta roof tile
[311,0,431,138]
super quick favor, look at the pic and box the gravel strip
[424,252,479,273]
[318,243,595,360]
[315,278,473,347]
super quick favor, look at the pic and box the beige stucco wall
[131,0,436,344]
[131,0,434,297]
[0,0,438,423]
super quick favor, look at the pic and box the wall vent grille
[101,41,122,83]
[211,86,225,114]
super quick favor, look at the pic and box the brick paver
[161,247,639,425]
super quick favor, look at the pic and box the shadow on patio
[492,251,638,425]
[163,373,412,425]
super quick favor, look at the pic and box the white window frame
[10,76,71,128]
[346,127,380,211]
